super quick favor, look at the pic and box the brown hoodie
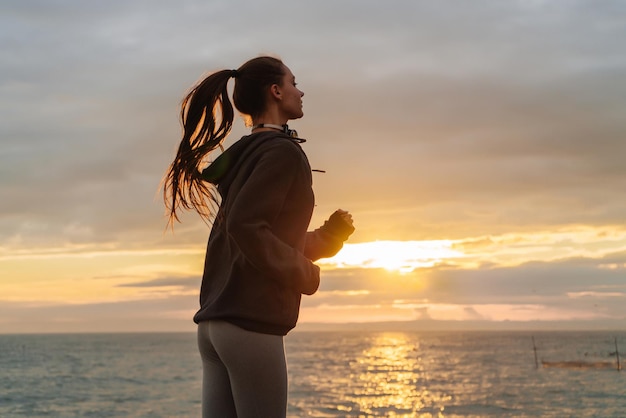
[193,131,354,335]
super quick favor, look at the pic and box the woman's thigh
[198,321,237,418]
[198,320,288,418]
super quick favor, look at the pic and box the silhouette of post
[615,337,621,372]
[532,336,539,369]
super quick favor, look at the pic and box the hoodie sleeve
[225,140,320,295]
[304,211,355,261]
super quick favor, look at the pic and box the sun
[318,240,463,273]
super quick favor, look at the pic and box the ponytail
[163,56,285,227]
[163,69,235,226]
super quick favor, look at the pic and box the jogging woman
[163,56,354,417]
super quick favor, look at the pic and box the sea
[1,331,625,417]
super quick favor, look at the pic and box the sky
[1,0,626,333]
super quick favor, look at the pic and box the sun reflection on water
[347,333,448,417]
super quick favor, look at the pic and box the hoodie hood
[201,131,300,197]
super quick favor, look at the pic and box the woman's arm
[304,210,355,261]
[225,141,321,295]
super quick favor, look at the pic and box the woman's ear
[269,83,282,100]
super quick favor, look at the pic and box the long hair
[162,56,285,226]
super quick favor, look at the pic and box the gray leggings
[197,320,288,418]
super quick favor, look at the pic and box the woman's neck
[251,123,287,133]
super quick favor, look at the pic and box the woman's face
[278,66,304,120]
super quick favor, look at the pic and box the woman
[163,56,355,417]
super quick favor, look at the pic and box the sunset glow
[319,240,463,273]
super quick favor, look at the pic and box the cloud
[311,250,626,324]
[117,276,200,289]
[0,295,198,333]
[462,306,485,321]
[414,307,432,321]
[567,291,626,299]
[3,0,626,249]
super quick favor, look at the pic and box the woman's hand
[333,209,354,229]
[326,209,355,241]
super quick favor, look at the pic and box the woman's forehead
[282,65,295,79]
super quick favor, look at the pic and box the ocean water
[1,331,624,417]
